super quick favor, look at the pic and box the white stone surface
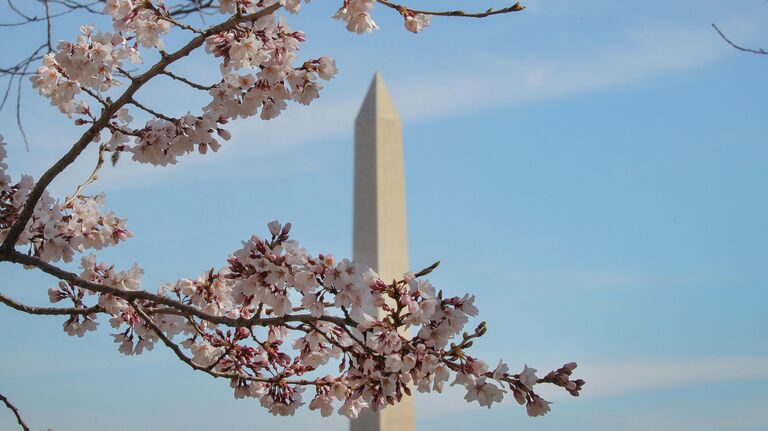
[350,73,415,431]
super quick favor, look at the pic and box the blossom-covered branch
[0,0,583,423]
[0,1,220,147]
[376,0,525,19]
[0,291,103,316]
[1,216,584,417]
[1,2,288,253]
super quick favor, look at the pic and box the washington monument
[351,73,416,431]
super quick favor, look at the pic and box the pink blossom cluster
[333,0,430,34]
[402,10,431,33]
[28,0,431,169]
[216,0,282,15]
[0,139,131,263]
[43,219,582,418]
[27,2,339,167]
[127,112,228,165]
[103,0,172,48]
[0,136,10,194]
[30,25,141,116]
[203,18,338,115]
[280,0,312,15]
[48,280,99,337]
[80,253,144,313]
[113,13,338,165]
[334,0,379,34]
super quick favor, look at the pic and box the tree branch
[0,291,103,315]
[0,392,30,431]
[375,0,525,18]
[130,302,325,386]
[128,98,177,122]
[2,250,353,330]
[0,2,282,253]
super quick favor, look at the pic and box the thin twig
[115,66,136,81]
[375,0,525,18]
[6,0,33,20]
[80,86,109,107]
[64,144,106,206]
[158,15,204,34]
[128,98,177,122]
[15,63,30,151]
[0,0,100,26]
[0,74,16,112]
[43,0,53,52]
[0,44,46,79]
[712,23,768,55]
[160,70,217,91]
[194,0,208,25]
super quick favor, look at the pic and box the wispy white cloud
[8,10,766,194]
[0,348,166,379]
[393,18,759,123]
[579,356,768,398]
[229,16,750,153]
[502,266,697,292]
[595,398,768,431]
[119,11,767,187]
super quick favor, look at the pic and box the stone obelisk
[351,73,415,431]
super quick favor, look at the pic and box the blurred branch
[0,392,30,431]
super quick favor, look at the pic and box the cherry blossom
[463,377,505,408]
[31,25,141,116]
[526,394,552,417]
[404,13,431,33]
[334,0,379,34]
[517,364,537,389]
[103,0,171,48]
[281,0,310,15]
[0,158,131,263]
[0,136,11,193]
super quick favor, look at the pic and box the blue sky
[1,0,767,430]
